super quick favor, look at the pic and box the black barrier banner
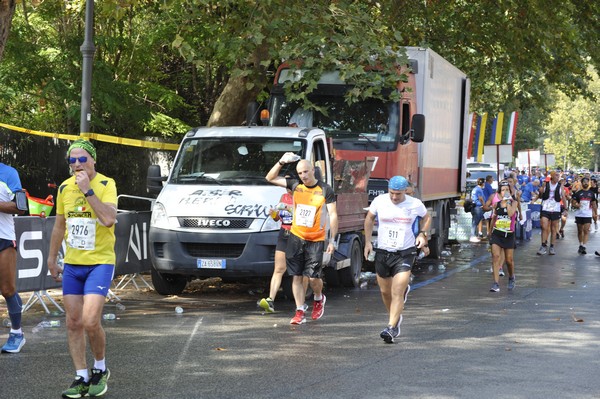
[15,212,153,293]
[114,211,153,275]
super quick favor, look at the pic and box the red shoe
[311,294,326,320]
[290,310,306,325]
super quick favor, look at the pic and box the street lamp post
[80,0,95,134]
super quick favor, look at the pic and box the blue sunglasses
[68,156,88,164]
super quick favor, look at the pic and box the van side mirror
[410,114,425,143]
[246,102,259,126]
[147,165,166,196]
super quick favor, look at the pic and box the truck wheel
[339,238,362,287]
[151,268,187,295]
[428,203,449,258]
[323,267,340,287]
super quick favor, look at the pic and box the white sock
[314,294,323,301]
[76,369,89,382]
[10,328,22,335]
[94,358,106,371]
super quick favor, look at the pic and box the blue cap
[389,176,408,190]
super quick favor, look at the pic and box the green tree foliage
[1,0,599,161]
[171,1,406,125]
[543,68,600,170]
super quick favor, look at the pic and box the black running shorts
[285,233,325,278]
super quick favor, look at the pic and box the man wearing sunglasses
[47,139,117,398]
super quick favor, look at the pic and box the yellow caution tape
[0,122,179,151]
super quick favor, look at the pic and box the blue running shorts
[62,263,115,296]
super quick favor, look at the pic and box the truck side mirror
[410,114,425,143]
[147,165,166,196]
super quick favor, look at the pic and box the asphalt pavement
[2,212,600,398]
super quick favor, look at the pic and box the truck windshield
[268,93,399,144]
[170,137,305,185]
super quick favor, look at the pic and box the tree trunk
[207,74,262,127]
[0,0,16,62]
[208,42,269,127]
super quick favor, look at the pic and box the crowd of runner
[469,168,599,292]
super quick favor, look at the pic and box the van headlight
[151,202,169,228]
[261,215,281,232]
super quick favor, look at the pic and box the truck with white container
[146,46,469,294]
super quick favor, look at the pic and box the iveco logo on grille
[179,217,252,228]
[198,219,231,227]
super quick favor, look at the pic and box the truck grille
[184,243,245,258]
[178,217,253,229]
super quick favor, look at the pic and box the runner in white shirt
[537,171,567,255]
[364,176,431,344]
[571,177,597,255]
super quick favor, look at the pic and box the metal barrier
[13,204,154,313]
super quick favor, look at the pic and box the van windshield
[170,137,305,185]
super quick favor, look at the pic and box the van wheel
[339,239,362,287]
[151,268,187,295]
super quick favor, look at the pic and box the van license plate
[198,259,226,269]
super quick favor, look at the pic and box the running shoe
[311,294,326,320]
[404,285,411,304]
[499,268,505,277]
[380,326,400,344]
[556,233,560,240]
[581,246,587,255]
[258,298,275,313]
[62,376,89,398]
[560,230,565,238]
[537,245,547,255]
[595,223,598,232]
[1,332,26,353]
[508,277,516,290]
[87,368,110,397]
[490,282,500,293]
[549,246,556,255]
[469,236,481,243]
[578,245,584,255]
[290,309,306,325]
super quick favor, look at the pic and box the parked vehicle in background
[466,165,498,193]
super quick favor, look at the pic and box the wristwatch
[84,189,95,197]
[419,231,428,237]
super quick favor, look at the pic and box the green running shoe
[62,376,89,398]
[87,368,110,397]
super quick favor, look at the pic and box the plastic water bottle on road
[32,320,61,333]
